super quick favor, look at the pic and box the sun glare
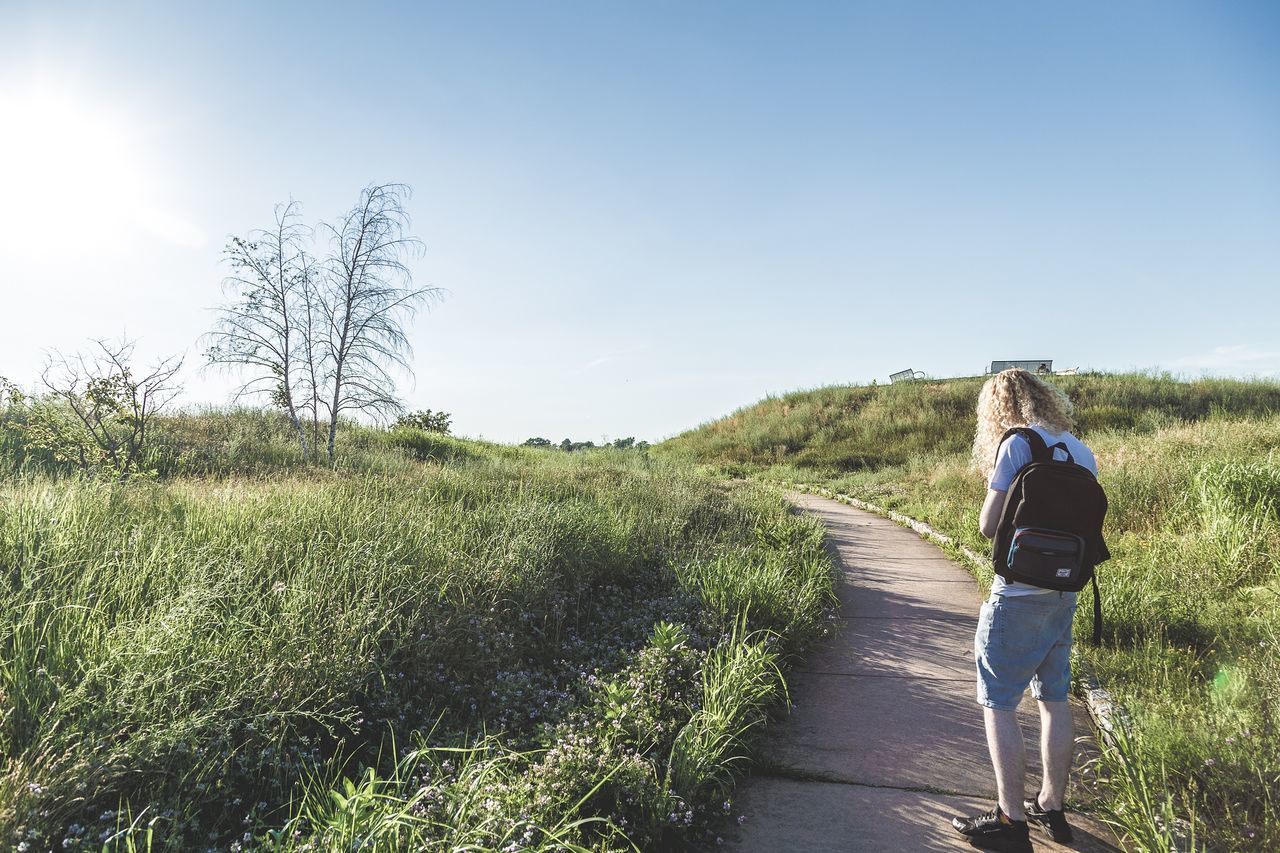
[0,83,154,257]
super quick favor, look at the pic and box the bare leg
[1036,699,1074,810]
[983,706,1026,820]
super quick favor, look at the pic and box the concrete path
[723,494,1120,852]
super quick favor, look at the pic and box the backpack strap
[997,427,1052,465]
[1046,441,1076,465]
[1090,574,1103,646]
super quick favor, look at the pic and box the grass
[658,371,1280,473]
[0,408,837,851]
[662,372,1280,851]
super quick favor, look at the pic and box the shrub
[395,410,452,434]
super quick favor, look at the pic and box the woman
[952,368,1095,852]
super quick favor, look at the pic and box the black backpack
[992,427,1111,644]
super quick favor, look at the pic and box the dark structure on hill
[988,360,1052,374]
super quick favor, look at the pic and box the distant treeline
[523,436,651,452]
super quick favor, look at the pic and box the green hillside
[662,372,1280,851]
[659,372,1280,473]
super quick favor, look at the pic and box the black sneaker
[1023,797,1073,843]
[951,805,1033,852]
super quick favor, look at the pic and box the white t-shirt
[988,424,1098,597]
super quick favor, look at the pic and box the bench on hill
[889,369,926,384]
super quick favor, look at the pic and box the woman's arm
[979,488,1007,539]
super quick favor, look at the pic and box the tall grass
[663,374,1280,851]
[664,622,785,804]
[265,621,792,852]
[0,414,836,850]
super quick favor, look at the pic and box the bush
[395,410,452,434]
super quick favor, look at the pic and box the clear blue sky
[1,1,1277,442]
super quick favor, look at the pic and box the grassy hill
[0,409,836,851]
[662,372,1280,851]
[659,372,1280,473]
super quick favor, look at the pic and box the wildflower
[1203,758,1215,766]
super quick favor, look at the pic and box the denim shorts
[974,591,1077,710]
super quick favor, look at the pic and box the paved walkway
[724,494,1120,852]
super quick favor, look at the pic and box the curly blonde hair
[971,368,1076,479]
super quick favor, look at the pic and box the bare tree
[297,251,326,459]
[205,185,438,464]
[318,184,438,462]
[38,338,183,475]
[204,201,319,459]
